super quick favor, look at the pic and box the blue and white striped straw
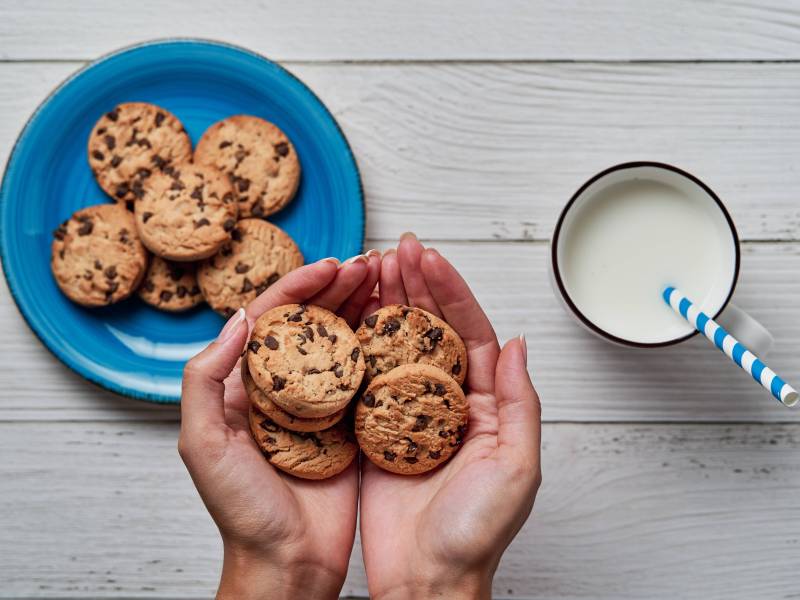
[663,286,798,407]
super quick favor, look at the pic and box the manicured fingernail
[400,231,417,242]
[217,308,246,343]
[366,248,381,258]
[345,254,367,265]
[319,257,340,266]
[519,333,528,367]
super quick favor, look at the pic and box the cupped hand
[179,252,380,600]
[359,235,542,600]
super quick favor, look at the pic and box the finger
[310,255,369,311]
[222,359,250,432]
[181,308,249,432]
[339,250,381,328]
[420,247,499,395]
[245,258,339,324]
[494,335,541,472]
[397,233,442,317]
[379,249,408,306]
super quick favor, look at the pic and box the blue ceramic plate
[0,40,364,403]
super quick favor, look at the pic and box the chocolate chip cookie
[134,163,238,261]
[356,305,468,385]
[51,203,148,306]
[197,219,303,317]
[138,256,203,312]
[246,304,365,418]
[355,363,469,475]
[194,115,300,218]
[88,103,192,207]
[242,358,346,432]
[249,406,357,480]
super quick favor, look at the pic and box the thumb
[181,308,249,432]
[495,335,541,470]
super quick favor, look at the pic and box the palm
[359,237,540,596]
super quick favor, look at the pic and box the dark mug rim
[551,161,741,348]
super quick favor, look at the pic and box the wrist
[372,567,492,600]
[217,545,344,600]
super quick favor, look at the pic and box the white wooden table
[2,3,800,598]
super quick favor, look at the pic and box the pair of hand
[179,234,542,599]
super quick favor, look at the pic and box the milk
[558,178,737,344]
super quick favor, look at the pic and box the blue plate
[0,40,364,403]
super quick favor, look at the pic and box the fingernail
[366,248,381,258]
[519,333,528,367]
[383,248,397,256]
[217,308,246,343]
[400,231,417,242]
[345,254,367,265]
[319,257,340,266]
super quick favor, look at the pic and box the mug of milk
[551,162,773,355]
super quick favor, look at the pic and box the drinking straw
[663,286,798,407]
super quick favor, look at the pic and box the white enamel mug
[550,162,773,355]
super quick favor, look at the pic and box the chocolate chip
[83,270,93,280]
[438,430,448,438]
[428,450,441,459]
[383,450,396,462]
[223,218,235,232]
[422,327,444,351]
[287,312,303,322]
[110,155,122,168]
[412,415,431,432]
[452,361,461,376]
[143,279,155,292]
[106,280,119,296]
[94,260,103,270]
[131,180,145,199]
[406,439,418,453]
[259,419,279,433]
[251,202,264,217]
[92,150,104,161]
[362,393,375,407]
[104,265,117,279]
[248,341,261,353]
[328,334,337,344]
[170,179,185,191]
[334,366,343,378]
[364,314,378,328]
[368,355,376,367]
[235,262,250,274]
[115,182,129,199]
[194,218,211,228]
[231,228,242,242]
[297,347,307,355]
[106,108,119,121]
[142,211,153,223]
[176,285,188,298]
[219,141,232,149]
[275,142,289,157]
[77,219,93,236]
[307,368,320,375]
[351,347,360,362]
[190,185,203,201]
[403,456,418,464]
[382,318,401,336]
[241,278,253,293]
[221,245,232,256]
[154,112,165,127]
[304,326,315,341]
[53,223,67,240]
[272,376,286,391]
[160,290,173,302]
[104,134,116,150]
[264,336,279,350]
[151,154,166,169]
[138,138,152,149]
[237,178,250,192]
[96,127,106,135]
[317,324,328,338]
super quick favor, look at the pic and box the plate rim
[0,37,365,404]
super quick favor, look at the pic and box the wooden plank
[2,62,800,241]
[2,241,799,423]
[3,1,800,61]
[0,421,798,598]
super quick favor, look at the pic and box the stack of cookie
[245,304,363,480]
[244,302,471,479]
[354,305,470,475]
[51,102,304,316]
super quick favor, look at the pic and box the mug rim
[551,161,741,348]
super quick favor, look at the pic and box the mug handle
[715,303,774,357]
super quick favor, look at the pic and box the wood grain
[1,421,797,599]
[2,62,800,241]
[3,1,800,61]
[2,241,799,423]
